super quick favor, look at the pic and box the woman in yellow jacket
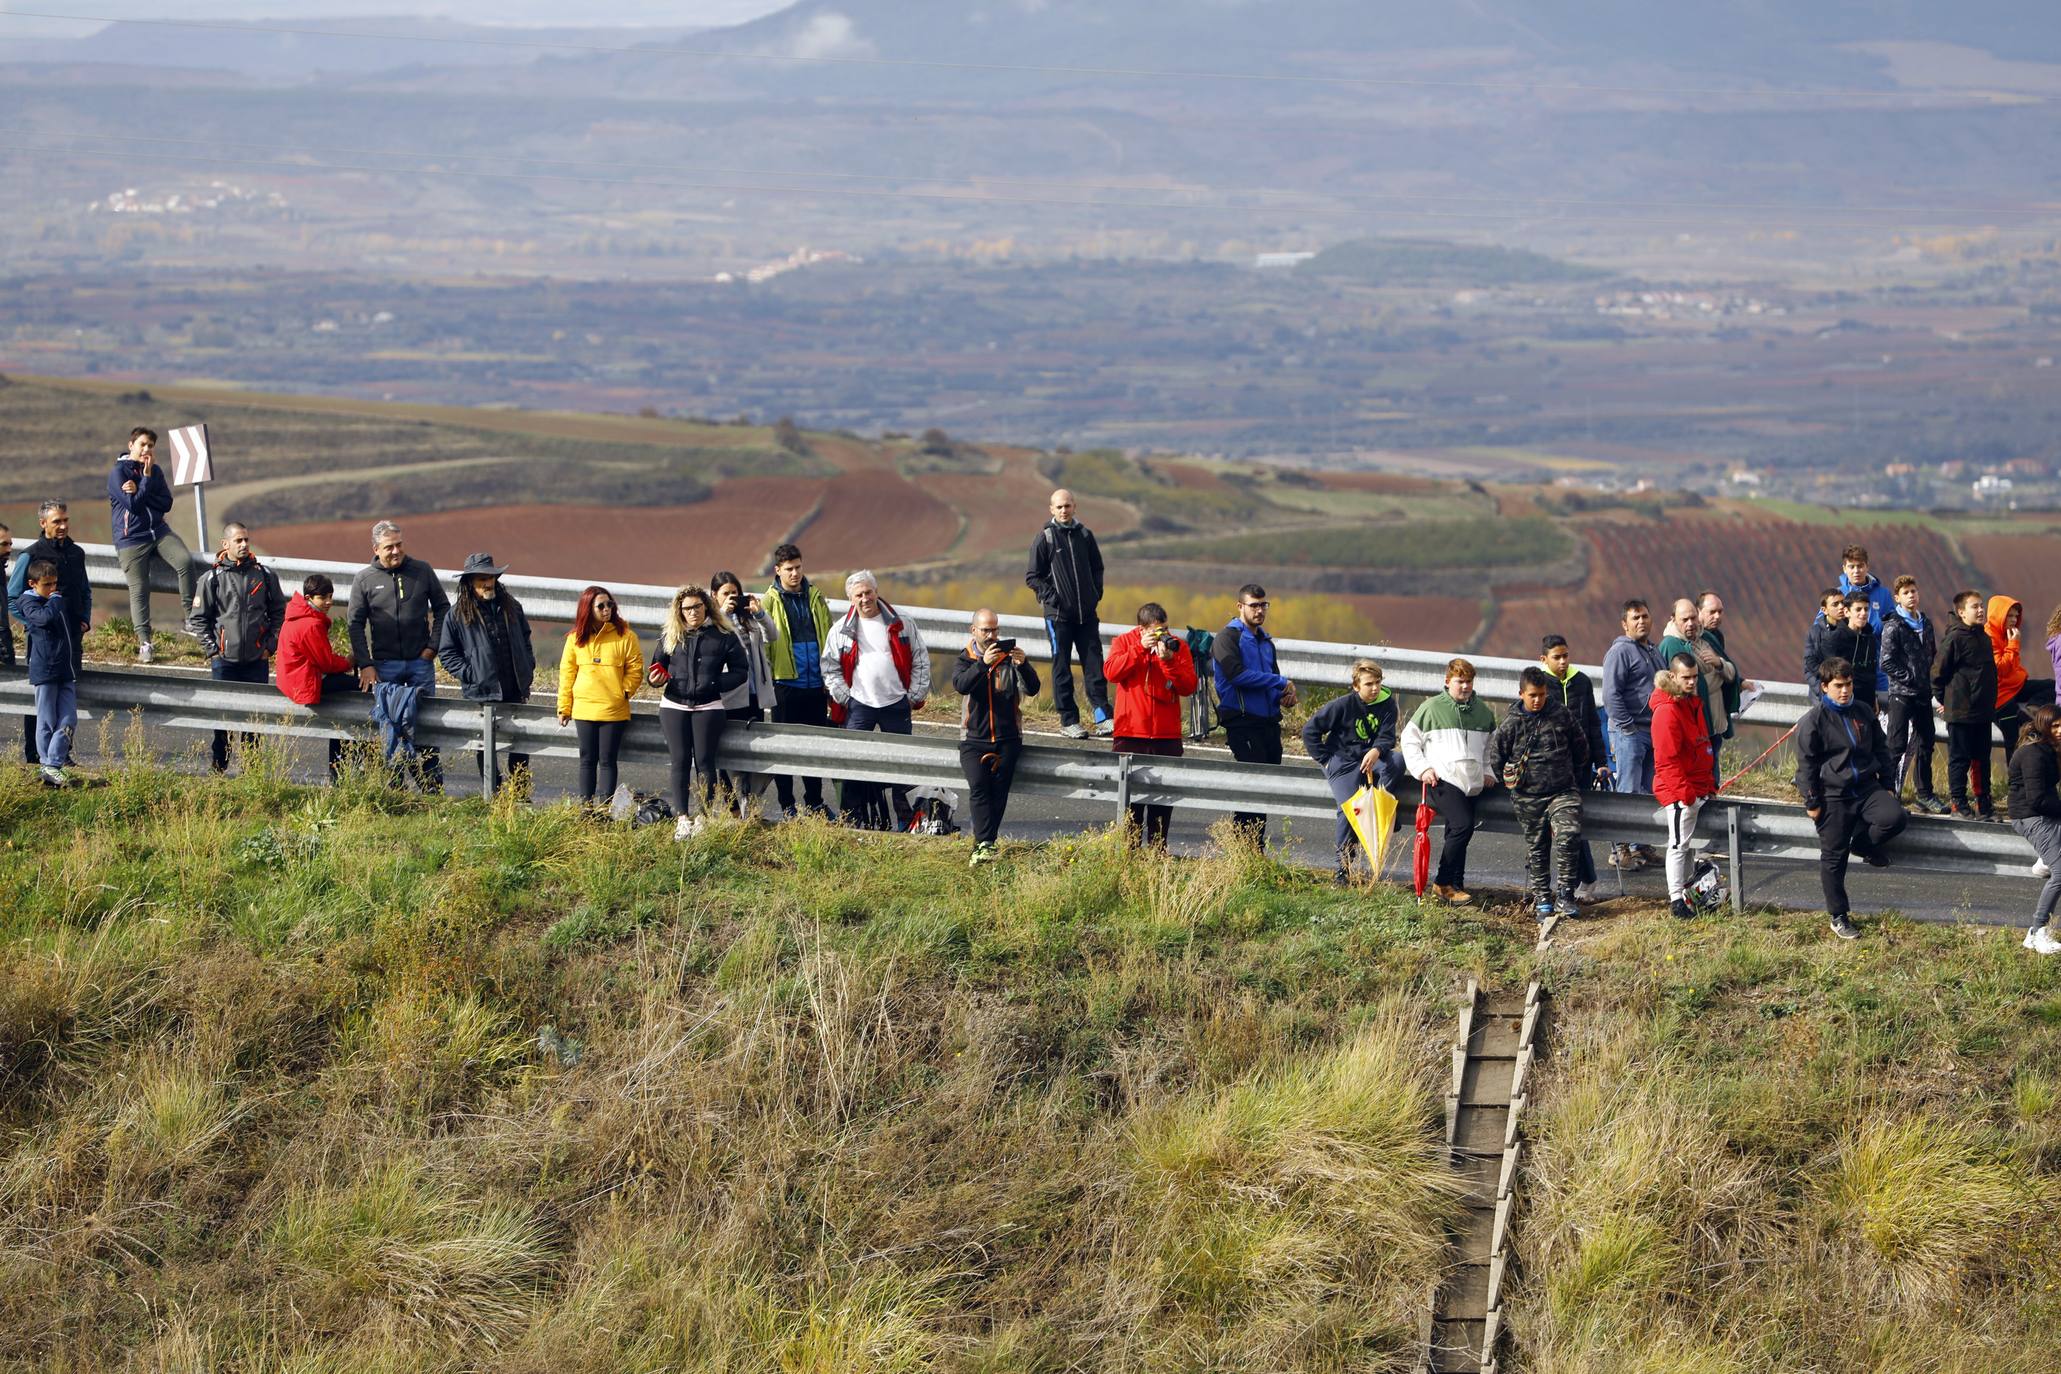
[557,585,642,803]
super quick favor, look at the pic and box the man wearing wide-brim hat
[437,551,536,796]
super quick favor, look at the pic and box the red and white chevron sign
[166,424,213,485]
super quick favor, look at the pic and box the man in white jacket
[822,570,931,830]
[1400,657,1500,904]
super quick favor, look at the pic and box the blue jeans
[34,680,76,768]
[1608,725,1653,795]
[375,656,442,787]
[842,697,912,829]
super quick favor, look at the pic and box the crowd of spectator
[6,437,2061,952]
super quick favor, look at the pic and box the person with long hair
[648,583,747,839]
[556,584,641,805]
[710,570,779,815]
[2008,703,2061,955]
[436,552,536,795]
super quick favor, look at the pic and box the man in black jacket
[349,520,451,789]
[188,522,287,772]
[1879,574,1946,814]
[953,608,1042,864]
[7,503,91,764]
[1025,488,1110,739]
[1795,657,1908,941]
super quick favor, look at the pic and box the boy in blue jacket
[1301,658,1402,883]
[15,559,78,786]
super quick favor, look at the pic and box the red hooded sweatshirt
[1988,595,2027,709]
[276,591,355,706]
[1650,671,1716,805]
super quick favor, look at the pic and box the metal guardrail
[75,541,1843,720]
[0,668,2036,913]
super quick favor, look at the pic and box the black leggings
[660,708,726,816]
[573,718,628,801]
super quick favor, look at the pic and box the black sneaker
[1853,843,1890,869]
[1331,867,1350,887]
[1669,897,1695,920]
[1828,913,1861,940]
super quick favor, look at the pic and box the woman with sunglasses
[557,584,643,805]
[648,584,748,838]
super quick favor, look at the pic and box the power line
[0,8,1996,104]
[4,127,2051,229]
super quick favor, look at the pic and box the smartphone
[994,638,1017,652]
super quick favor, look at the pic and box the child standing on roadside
[1798,657,1908,941]
[1936,590,1999,819]
[14,560,76,787]
[1486,666,1590,922]
[1879,575,1945,814]
[2007,705,2061,956]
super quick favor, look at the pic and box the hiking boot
[2025,925,2061,956]
[39,765,69,788]
[1669,897,1695,921]
[1828,913,1861,941]
[135,639,153,665]
[1430,884,1472,905]
[1059,722,1089,740]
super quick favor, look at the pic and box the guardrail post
[480,704,499,795]
[1115,751,1133,818]
[1727,805,1744,911]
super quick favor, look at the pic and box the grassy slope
[0,744,2056,1371]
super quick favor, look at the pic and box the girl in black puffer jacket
[647,584,747,835]
[2009,704,2061,954]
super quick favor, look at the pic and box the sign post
[166,423,215,550]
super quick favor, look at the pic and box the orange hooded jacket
[1988,595,2026,708]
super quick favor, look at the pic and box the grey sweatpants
[117,532,195,642]
[2012,814,2061,929]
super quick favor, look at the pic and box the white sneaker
[1059,723,1089,740]
[2034,859,2052,879]
[135,640,153,664]
[672,813,694,841]
[2025,926,2061,956]
[39,765,69,788]
[1574,882,1600,903]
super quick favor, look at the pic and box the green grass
[1140,516,1574,570]
[0,746,2053,1370]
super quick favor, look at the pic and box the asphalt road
[30,697,2042,934]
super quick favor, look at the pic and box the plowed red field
[1966,533,2061,627]
[261,476,822,585]
[1483,518,1976,680]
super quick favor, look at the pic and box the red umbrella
[1412,784,1435,897]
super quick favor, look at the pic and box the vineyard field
[1481,518,1976,680]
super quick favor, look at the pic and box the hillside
[0,745,2055,1368]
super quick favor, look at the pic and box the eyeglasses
[1243,600,1269,610]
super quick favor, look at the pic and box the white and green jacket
[1400,692,1498,797]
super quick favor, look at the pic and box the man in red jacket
[1104,602,1199,849]
[277,573,364,776]
[1651,650,1717,920]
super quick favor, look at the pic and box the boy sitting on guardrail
[1300,657,1403,884]
[1796,655,1908,942]
[1487,665,1590,923]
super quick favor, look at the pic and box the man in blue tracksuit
[1601,599,1663,870]
[1213,582,1297,845]
[1025,489,1110,738]
[108,426,196,664]
[1838,544,1898,697]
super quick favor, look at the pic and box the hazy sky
[0,1,790,29]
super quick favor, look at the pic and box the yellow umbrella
[1342,783,1400,877]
